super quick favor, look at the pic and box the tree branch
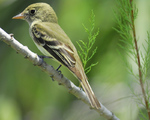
[0,27,119,120]
[129,1,150,119]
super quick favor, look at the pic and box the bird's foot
[38,55,53,59]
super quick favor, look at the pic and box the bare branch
[0,27,119,120]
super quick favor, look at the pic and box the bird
[13,3,101,109]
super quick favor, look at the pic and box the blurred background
[0,0,150,120]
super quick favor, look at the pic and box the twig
[129,0,150,119]
[0,27,119,120]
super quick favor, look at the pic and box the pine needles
[114,0,150,119]
[77,11,99,74]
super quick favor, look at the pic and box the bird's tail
[80,75,101,109]
[68,62,101,109]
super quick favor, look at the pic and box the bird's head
[13,3,58,24]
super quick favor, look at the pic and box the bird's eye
[30,9,36,15]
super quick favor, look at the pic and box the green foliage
[114,0,150,117]
[77,10,99,74]
[114,0,150,119]
[141,32,150,81]
[113,0,137,78]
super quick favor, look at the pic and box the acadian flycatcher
[13,3,100,109]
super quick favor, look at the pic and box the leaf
[77,10,99,73]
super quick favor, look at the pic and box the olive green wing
[31,22,76,67]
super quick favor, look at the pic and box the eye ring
[30,9,36,15]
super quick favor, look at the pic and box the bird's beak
[12,13,24,19]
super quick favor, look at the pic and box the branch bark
[0,27,119,120]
